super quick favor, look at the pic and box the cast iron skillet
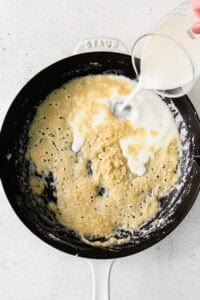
[0,52,200,259]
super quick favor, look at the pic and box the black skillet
[0,51,200,262]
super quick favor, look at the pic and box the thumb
[192,20,200,34]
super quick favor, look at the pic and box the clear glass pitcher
[131,1,200,98]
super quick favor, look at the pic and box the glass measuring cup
[131,1,200,98]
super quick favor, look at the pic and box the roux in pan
[27,75,179,246]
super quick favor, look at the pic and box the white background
[0,1,200,299]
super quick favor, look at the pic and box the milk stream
[115,82,143,113]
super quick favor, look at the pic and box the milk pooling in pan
[27,75,180,246]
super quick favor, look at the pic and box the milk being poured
[71,4,199,176]
[118,4,200,114]
[140,8,200,91]
[140,34,193,90]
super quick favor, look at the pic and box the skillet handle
[73,37,129,54]
[89,259,114,300]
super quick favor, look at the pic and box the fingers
[190,0,200,33]
[190,0,200,16]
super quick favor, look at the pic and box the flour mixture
[27,74,179,246]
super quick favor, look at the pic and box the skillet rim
[0,51,199,259]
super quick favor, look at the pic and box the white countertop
[0,1,200,299]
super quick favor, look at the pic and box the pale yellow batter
[27,75,179,246]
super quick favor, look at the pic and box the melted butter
[27,74,179,246]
